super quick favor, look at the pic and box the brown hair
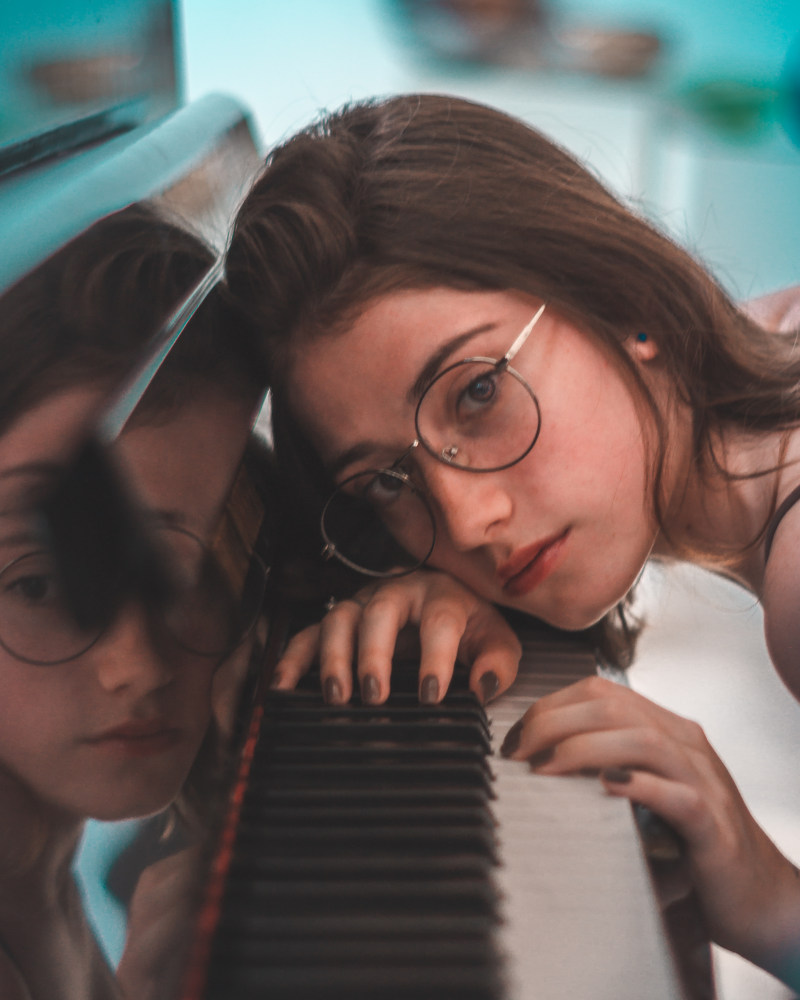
[0,202,267,433]
[226,93,800,663]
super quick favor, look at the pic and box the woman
[0,205,267,1000]
[225,93,800,985]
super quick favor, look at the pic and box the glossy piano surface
[0,12,265,992]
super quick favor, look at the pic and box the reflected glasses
[0,524,268,666]
[320,304,546,577]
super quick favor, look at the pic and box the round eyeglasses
[320,304,546,577]
[0,524,268,666]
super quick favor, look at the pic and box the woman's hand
[270,569,522,706]
[116,846,203,1000]
[500,676,800,981]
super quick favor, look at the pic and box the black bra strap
[764,483,800,564]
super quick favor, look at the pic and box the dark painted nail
[478,671,499,705]
[500,719,523,757]
[323,676,343,705]
[361,674,381,704]
[527,747,554,769]
[602,767,632,784]
[419,675,439,704]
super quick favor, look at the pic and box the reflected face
[291,287,667,630]
[0,385,253,821]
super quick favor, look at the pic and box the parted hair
[225,92,800,664]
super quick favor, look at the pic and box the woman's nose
[420,459,512,552]
[89,603,175,694]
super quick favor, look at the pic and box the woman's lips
[85,721,182,757]
[498,530,569,597]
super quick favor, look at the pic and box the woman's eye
[367,471,406,505]
[466,375,496,403]
[7,572,57,604]
[456,372,498,418]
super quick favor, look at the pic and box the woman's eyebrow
[0,462,61,517]
[406,323,496,404]
[327,323,499,478]
[0,462,61,482]
[327,440,385,480]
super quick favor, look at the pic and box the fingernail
[323,676,343,705]
[477,671,499,705]
[602,767,632,784]
[360,674,381,704]
[527,747,554,769]
[500,719,523,757]
[419,675,439,704]
[269,673,283,689]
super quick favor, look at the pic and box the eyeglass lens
[0,526,267,665]
[322,469,436,577]
[415,359,540,471]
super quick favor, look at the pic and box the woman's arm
[762,504,800,702]
[270,569,522,705]
[115,846,203,1000]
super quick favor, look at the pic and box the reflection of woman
[0,207,266,1000]
[226,94,800,986]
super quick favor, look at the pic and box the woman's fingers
[270,623,321,691]
[459,610,522,705]
[525,725,700,788]
[501,676,703,761]
[355,590,412,704]
[413,604,463,704]
[319,599,368,703]
[274,570,524,705]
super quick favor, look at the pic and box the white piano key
[486,635,686,1000]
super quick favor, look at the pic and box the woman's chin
[508,593,619,633]
[87,787,181,823]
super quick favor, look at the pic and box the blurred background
[183,0,800,299]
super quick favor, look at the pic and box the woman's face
[291,287,674,630]
[0,384,254,822]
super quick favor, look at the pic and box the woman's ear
[627,330,659,363]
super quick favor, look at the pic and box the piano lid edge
[0,92,262,296]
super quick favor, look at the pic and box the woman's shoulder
[762,492,800,701]
[741,285,800,333]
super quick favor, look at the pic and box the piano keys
[184,620,714,1000]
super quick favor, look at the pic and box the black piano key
[221,852,496,881]
[205,963,504,1000]
[244,761,495,793]
[253,720,492,751]
[217,877,499,919]
[234,784,493,810]
[209,932,498,966]
[229,823,497,860]
[237,803,495,829]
